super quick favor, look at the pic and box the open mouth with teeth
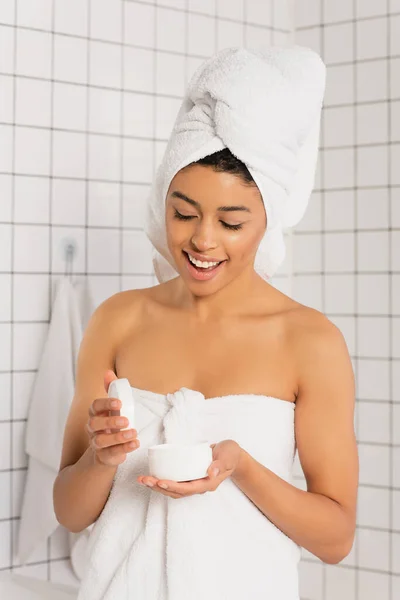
[182,251,226,272]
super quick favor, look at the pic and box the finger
[92,429,138,450]
[87,414,130,433]
[137,476,182,498]
[95,439,138,465]
[155,478,209,496]
[104,369,118,395]
[141,476,187,496]
[207,461,221,478]
[140,476,165,488]
[99,438,139,457]
[89,397,121,417]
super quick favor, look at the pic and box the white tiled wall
[0,0,292,588]
[293,1,400,599]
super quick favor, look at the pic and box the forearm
[53,447,117,533]
[231,448,354,564]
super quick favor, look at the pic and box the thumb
[104,369,118,394]
[207,460,220,478]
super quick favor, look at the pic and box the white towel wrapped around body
[144,45,326,283]
[77,387,301,600]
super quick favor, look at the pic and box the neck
[173,267,267,323]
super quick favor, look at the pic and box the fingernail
[159,483,168,489]
[111,400,119,408]
[212,468,219,477]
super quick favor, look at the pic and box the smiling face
[165,164,267,293]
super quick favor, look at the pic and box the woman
[54,47,358,599]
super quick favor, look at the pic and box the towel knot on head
[145,45,326,282]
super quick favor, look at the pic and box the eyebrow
[170,191,252,213]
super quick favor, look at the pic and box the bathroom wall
[292,1,400,599]
[0,0,293,588]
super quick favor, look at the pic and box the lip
[183,250,226,281]
[183,250,226,263]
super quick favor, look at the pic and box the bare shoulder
[97,287,145,315]
[93,282,173,336]
[287,303,349,352]
[93,286,151,327]
[285,304,354,399]
[77,288,148,364]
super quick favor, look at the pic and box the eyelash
[173,209,243,231]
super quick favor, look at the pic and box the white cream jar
[148,442,213,482]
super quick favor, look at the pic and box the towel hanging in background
[144,45,326,283]
[17,276,95,582]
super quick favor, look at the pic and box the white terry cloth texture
[17,276,95,582]
[77,387,301,600]
[144,45,326,283]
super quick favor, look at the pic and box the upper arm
[58,291,139,472]
[294,314,359,533]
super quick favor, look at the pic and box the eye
[173,209,243,231]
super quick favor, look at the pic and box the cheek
[166,218,189,251]
[226,229,262,259]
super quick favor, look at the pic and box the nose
[191,231,218,253]
[190,217,220,251]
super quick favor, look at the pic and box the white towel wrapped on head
[144,45,326,282]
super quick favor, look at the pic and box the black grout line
[0,12,290,36]
[353,0,360,590]
[387,1,394,597]
[45,0,55,576]
[4,52,400,87]
[3,122,400,149]
[84,0,90,290]
[2,178,399,196]
[149,0,158,290]
[2,172,397,190]
[0,555,75,571]
[1,68,398,105]
[1,69,398,128]
[319,3,327,595]
[300,559,399,577]
[270,0,274,45]
[297,11,400,30]
[8,0,17,575]
[119,0,125,291]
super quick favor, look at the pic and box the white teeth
[187,253,220,268]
